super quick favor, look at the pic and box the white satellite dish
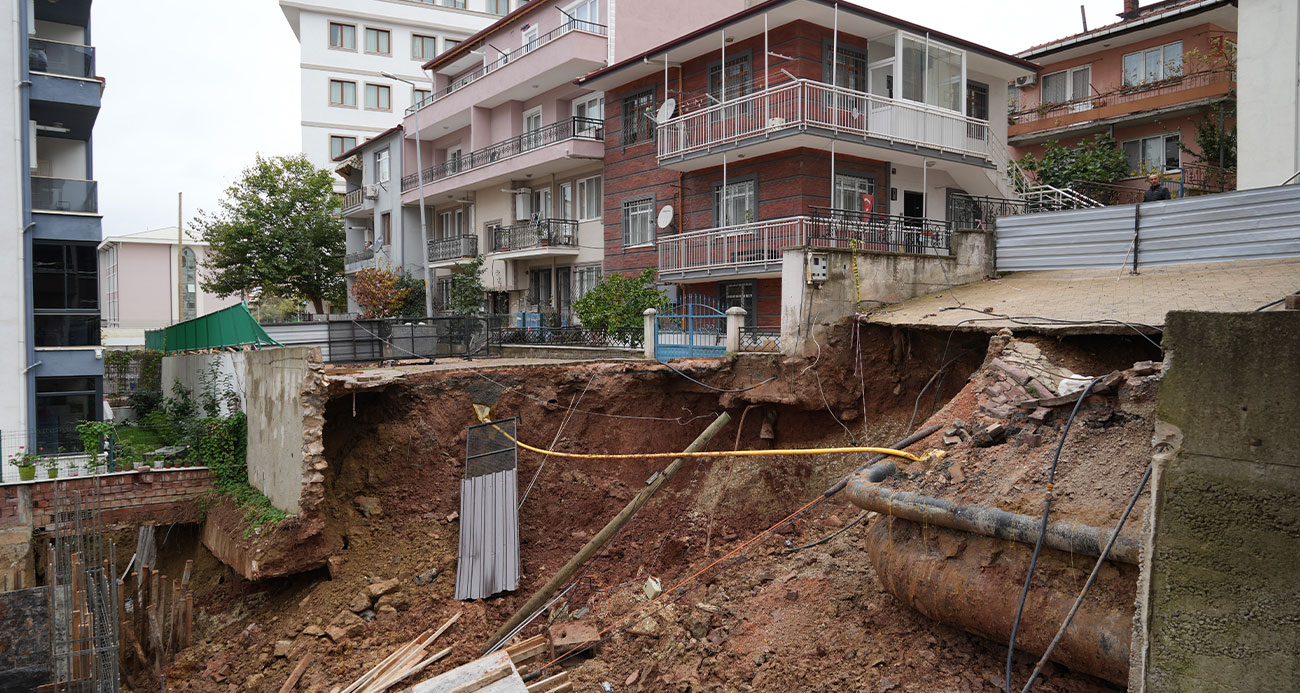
[655,98,677,125]
[656,205,675,229]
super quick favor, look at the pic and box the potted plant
[42,450,61,479]
[7,447,39,481]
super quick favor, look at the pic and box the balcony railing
[342,188,365,211]
[428,234,478,262]
[31,177,97,213]
[28,38,95,79]
[406,19,608,115]
[1010,69,1234,127]
[491,218,578,253]
[658,78,993,162]
[345,248,375,265]
[806,207,952,254]
[401,117,604,192]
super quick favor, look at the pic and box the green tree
[1015,134,1130,188]
[447,256,486,315]
[573,268,670,331]
[1183,98,1236,171]
[193,154,345,313]
[395,272,427,317]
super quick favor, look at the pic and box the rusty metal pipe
[844,481,1141,565]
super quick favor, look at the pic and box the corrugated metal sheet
[455,418,520,601]
[145,303,281,353]
[995,184,1300,272]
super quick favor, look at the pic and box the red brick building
[578,0,1034,327]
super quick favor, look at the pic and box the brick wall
[1,469,212,533]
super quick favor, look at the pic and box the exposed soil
[156,322,1161,692]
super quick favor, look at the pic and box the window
[375,149,390,183]
[527,268,553,308]
[966,81,989,138]
[442,0,466,8]
[719,281,756,328]
[489,0,510,15]
[824,44,867,91]
[531,187,552,219]
[380,213,391,246]
[1122,41,1182,86]
[330,135,357,158]
[446,146,462,175]
[365,83,391,111]
[833,174,876,214]
[709,53,751,122]
[522,25,539,53]
[36,377,98,448]
[567,0,599,29]
[435,277,453,311]
[1123,133,1180,175]
[522,107,543,150]
[330,79,356,107]
[622,196,654,246]
[558,182,573,220]
[181,248,197,321]
[622,88,655,146]
[365,28,390,54]
[714,179,756,227]
[440,209,463,238]
[413,34,439,60]
[575,265,602,300]
[901,35,963,112]
[1041,66,1091,110]
[577,176,602,220]
[573,94,604,121]
[32,242,98,347]
[329,22,356,50]
[413,88,431,106]
[443,39,460,53]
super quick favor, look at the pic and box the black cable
[1254,290,1299,312]
[937,306,1163,351]
[1019,463,1152,692]
[1004,375,1105,693]
[659,360,776,393]
[784,510,868,553]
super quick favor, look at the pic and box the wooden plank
[409,651,526,693]
[506,634,550,667]
[340,630,432,693]
[278,653,314,693]
[525,671,570,692]
[364,646,451,693]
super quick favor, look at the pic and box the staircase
[985,130,1104,212]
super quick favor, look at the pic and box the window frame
[36,376,101,446]
[181,247,197,321]
[330,134,358,159]
[32,241,100,348]
[489,0,511,15]
[621,195,655,248]
[329,22,356,51]
[576,175,602,221]
[375,148,390,184]
[329,79,357,108]
[574,264,602,300]
[565,0,600,29]
[365,27,391,55]
[1040,65,1091,108]
[1122,132,1181,176]
[364,82,392,111]
[412,34,439,61]
[621,87,656,148]
[1122,41,1183,87]
[712,176,758,228]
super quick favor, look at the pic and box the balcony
[401,117,604,194]
[1008,69,1234,143]
[29,38,95,78]
[32,177,97,214]
[657,211,953,281]
[657,79,994,169]
[342,188,365,213]
[407,20,608,116]
[428,235,478,264]
[491,218,578,255]
[344,248,376,274]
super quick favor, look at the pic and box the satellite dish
[655,98,677,124]
[656,205,675,229]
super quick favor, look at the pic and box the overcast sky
[91,0,1124,236]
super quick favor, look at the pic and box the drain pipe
[844,481,1142,565]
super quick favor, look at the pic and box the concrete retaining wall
[243,348,328,516]
[160,351,246,414]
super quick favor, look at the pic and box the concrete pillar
[642,308,657,360]
[725,306,747,355]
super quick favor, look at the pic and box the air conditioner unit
[364,184,379,199]
[1015,74,1037,88]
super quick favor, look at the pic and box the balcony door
[834,174,877,216]
[708,53,751,126]
[523,108,543,151]
[714,179,756,227]
[868,58,894,136]
[719,281,756,328]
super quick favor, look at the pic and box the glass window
[1041,71,1067,104]
[1122,41,1183,86]
[901,36,926,103]
[825,44,867,91]
[1041,67,1090,106]
[719,281,756,328]
[36,376,98,449]
[708,54,751,106]
[413,34,438,60]
[558,182,573,220]
[1123,133,1180,174]
[181,248,197,321]
[365,28,390,54]
[622,89,655,146]
[365,84,391,110]
[380,213,391,246]
[901,35,965,112]
[443,39,460,53]
[577,176,602,220]
[714,179,756,227]
[575,265,602,300]
[567,0,599,29]
[330,79,356,106]
[331,135,357,158]
[834,174,876,214]
[490,0,510,15]
[413,88,431,106]
[443,0,466,7]
[330,23,355,50]
[375,149,390,183]
[33,242,99,347]
[574,94,604,121]
[622,196,654,246]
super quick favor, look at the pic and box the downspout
[829,4,839,205]
[17,0,34,433]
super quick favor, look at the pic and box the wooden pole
[278,654,313,693]
[485,411,732,651]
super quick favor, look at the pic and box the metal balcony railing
[342,188,364,211]
[806,207,953,254]
[401,117,603,191]
[345,248,375,265]
[28,38,95,78]
[428,234,478,262]
[406,19,608,115]
[491,218,578,253]
[31,177,97,213]
[657,78,993,162]
[1010,69,1234,127]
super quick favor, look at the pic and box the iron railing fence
[429,234,479,262]
[1010,69,1233,127]
[324,316,507,363]
[1179,163,1236,194]
[948,194,1033,231]
[496,325,642,349]
[28,37,95,78]
[492,218,578,252]
[806,207,953,254]
[344,248,375,265]
[657,216,806,274]
[408,19,608,114]
[1068,180,1145,206]
[402,117,604,191]
[739,326,781,353]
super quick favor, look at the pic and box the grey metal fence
[995,184,1300,272]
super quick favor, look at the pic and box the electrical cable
[936,306,1163,351]
[471,371,720,425]
[1254,289,1299,311]
[783,510,869,553]
[659,360,776,393]
[518,372,595,510]
[1004,375,1106,693]
[1019,463,1152,692]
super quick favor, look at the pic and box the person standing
[1143,173,1172,201]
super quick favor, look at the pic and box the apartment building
[576,0,1032,327]
[280,0,517,192]
[1237,0,1300,190]
[1,0,105,450]
[397,0,747,320]
[1009,0,1238,199]
[98,228,241,346]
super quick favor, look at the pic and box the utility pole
[177,192,183,324]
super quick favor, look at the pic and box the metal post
[383,71,434,318]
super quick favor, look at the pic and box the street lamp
[382,71,434,318]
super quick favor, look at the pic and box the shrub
[573,268,671,331]
[128,388,164,417]
[1015,134,1130,188]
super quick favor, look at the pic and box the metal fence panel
[455,418,520,601]
[994,204,1135,271]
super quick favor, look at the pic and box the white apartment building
[280,0,522,191]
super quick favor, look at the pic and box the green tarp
[144,303,281,354]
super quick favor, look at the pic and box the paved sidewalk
[868,257,1300,333]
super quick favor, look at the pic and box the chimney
[1120,0,1140,18]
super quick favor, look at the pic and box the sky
[91,0,1125,236]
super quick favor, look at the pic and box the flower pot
[18,465,35,481]
[47,468,58,479]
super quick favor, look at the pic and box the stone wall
[0,586,49,690]
[242,347,328,517]
[1136,311,1300,690]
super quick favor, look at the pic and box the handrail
[401,117,603,192]
[428,234,478,262]
[492,218,578,252]
[1010,69,1233,126]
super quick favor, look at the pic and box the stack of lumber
[407,633,571,693]
[340,613,460,693]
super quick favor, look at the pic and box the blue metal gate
[655,300,726,362]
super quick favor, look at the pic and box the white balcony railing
[657,79,993,162]
[657,216,808,275]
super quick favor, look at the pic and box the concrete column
[642,308,657,360]
[725,306,747,355]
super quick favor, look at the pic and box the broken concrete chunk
[1131,360,1157,376]
[367,578,401,599]
[942,435,963,446]
[301,624,325,638]
[973,423,1007,448]
[349,591,372,614]
[979,403,1016,420]
[413,568,439,585]
[354,495,382,518]
[626,616,659,637]
[945,464,966,484]
[550,621,600,655]
[989,358,1030,384]
[643,576,663,600]
[273,640,292,658]
[1028,407,1052,423]
[445,511,459,523]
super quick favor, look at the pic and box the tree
[395,272,427,317]
[573,268,670,331]
[350,265,411,318]
[1183,98,1236,171]
[193,154,345,313]
[447,256,486,315]
[1015,134,1130,189]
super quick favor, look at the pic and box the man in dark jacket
[1143,173,1172,201]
